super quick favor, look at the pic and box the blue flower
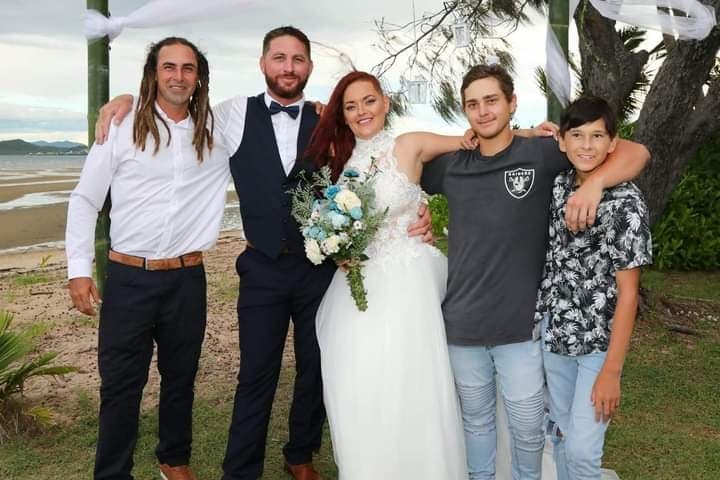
[343,168,360,178]
[308,226,322,239]
[325,185,341,199]
[349,206,363,220]
[329,211,350,229]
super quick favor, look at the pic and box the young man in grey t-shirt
[421,64,650,480]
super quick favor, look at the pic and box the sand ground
[0,232,295,424]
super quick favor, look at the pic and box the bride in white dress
[308,71,469,480]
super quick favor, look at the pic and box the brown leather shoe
[159,464,198,480]
[284,460,321,480]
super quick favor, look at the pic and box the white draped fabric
[83,0,255,41]
[546,0,717,106]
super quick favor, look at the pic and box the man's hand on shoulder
[69,277,101,316]
[95,94,134,145]
[407,202,434,244]
[514,121,559,140]
[565,176,602,233]
[312,101,326,116]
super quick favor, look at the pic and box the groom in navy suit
[214,27,335,480]
[216,27,433,480]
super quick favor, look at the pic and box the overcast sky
[0,0,555,144]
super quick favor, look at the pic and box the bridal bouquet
[290,163,387,311]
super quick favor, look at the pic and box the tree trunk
[576,2,720,225]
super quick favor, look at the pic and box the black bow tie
[269,101,300,119]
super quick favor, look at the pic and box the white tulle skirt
[316,246,468,480]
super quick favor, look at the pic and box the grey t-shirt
[422,136,569,346]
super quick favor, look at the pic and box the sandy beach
[0,203,69,251]
[0,232,285,424]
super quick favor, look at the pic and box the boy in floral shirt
[535,96,653,479]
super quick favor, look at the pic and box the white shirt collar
[264,92,305,110]
[154,101,194,129]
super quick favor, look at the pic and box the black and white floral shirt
[535,170,653,356]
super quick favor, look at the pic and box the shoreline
[0,172,241,251]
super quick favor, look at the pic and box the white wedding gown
[316,131,468,480]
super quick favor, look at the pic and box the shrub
[0,310,76,440]
[651,135,720,270]
[428,194,449,239]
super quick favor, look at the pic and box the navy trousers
[94,261,207,480]
[222,247,335,480]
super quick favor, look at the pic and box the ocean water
[0,154,243,253]
[0,154,85,172]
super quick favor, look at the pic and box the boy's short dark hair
[560,96,618,138]
[461,64,515,105]
[262,26,311,59]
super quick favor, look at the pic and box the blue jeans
[449,340,545,480]
[543,349,609,480]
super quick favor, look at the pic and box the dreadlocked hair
[133,37,214,162]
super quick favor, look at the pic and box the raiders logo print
[504,168,535,199]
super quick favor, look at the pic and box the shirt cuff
[67,258,94,280]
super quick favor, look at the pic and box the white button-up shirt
[66,106,231,279]
[214,92,304,175]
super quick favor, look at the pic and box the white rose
[338,232,350,244]
[304,239,325,265]
[321,235,341,255]
[334,190,362,212]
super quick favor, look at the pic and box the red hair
[304,71,384,181]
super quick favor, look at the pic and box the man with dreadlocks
[66,37,229,480]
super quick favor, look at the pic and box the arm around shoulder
[591,139,650,189]
[395,132,465,165]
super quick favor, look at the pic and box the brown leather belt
[108,250,203,271]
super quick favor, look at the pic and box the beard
[265,73,309,100]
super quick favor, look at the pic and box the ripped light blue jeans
[449,340,545,480]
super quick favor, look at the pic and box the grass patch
[642,268,720,303]
[11,273,49,287]
[595,269,720,478]
[1,271,718,479]
[208,274,240,305]
[67,314,99,329]
[0,368,337,480]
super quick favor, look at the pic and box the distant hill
[0,139,88,155]
[32,140,86,149]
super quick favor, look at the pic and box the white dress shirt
[66,106,231,279]
[213,92,305,175]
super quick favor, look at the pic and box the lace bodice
[344,131,440,265]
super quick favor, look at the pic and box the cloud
[1,0,554,141]
[0,103,86,134]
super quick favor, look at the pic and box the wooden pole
[87,0,110,295]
